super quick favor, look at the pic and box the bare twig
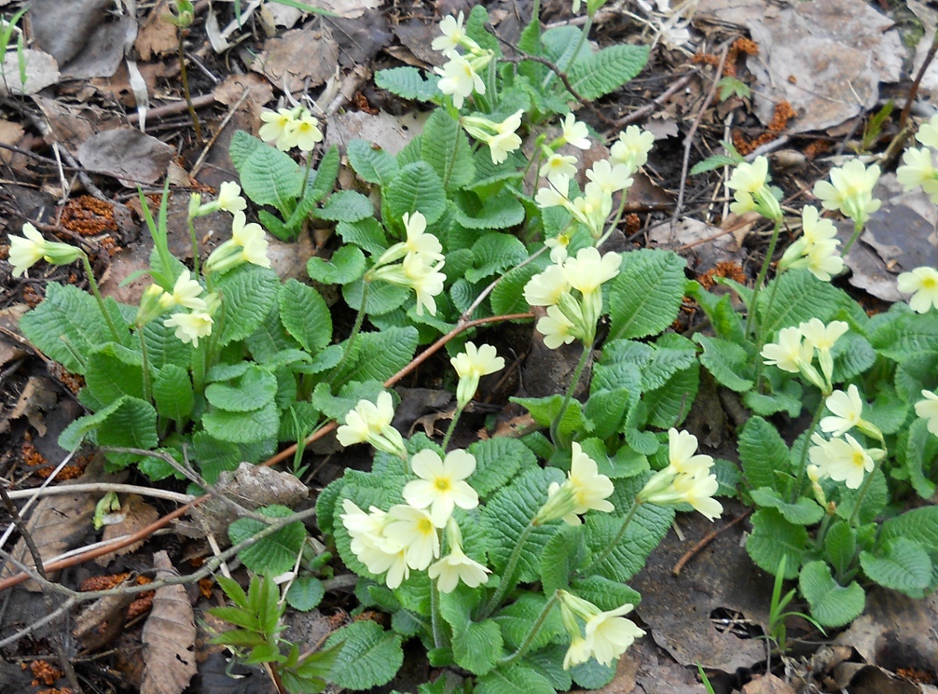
[899,31,938,132]
[190,87,252,178]
[672,509,752,576]
[3,483,193,504]
[615,71,696,128]
[673,42,731,222]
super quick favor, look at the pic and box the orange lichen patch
[198,577,214,599]
[353,610,388,626]
[327,609,350,630]
[29,660,64,686]
[98,236,121,257]
[35,689,72,694]
[696,261,747,290]
[733,101,796,155]
[50,363,84,396]
[693,37,759,78]
[80,573,132,592]
[22,438,85,479]
[353,91,379,115]
[22,284,43,307]
[896,668,936,685]
[804,139,831,160]
[126,592,154,620]
[60,196,118,237]
[624,213,641,237]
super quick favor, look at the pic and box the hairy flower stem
[744,218,783,337]
[178,32,202,142]
[441,405,464,451]
[188,218,200,277]
[478,522,535,619]
[334,281,369,381]
[498,593,559,667]
[81,253,121,343]
[790,399,826,505]
[550,341,592,444]
[138,330,151,403]
[840,220,865,256]
[752,271,784,391]
[847,461,880,527]
[430,578,449,649]
[577,499,640,577]
[597,188,632,248]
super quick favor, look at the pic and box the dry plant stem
[127,93,214,124]
[190,88,251,177]
[4,483,193,504]
[615,71,696,128]
[0,506,320,650]
[178,31,203,142]
[899,32,938,131]
[673,43,731,221]
[671,509,752,576]
[0,485,84,693]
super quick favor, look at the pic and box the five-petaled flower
[897,266,938,314]
[402,449,479,527]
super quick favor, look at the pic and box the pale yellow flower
[336,391,407,458]
[562,247,622,297]
[563,634,593,669]
[451,342,505,408]
[610,126,654,175]
[799,318,848,383]
[164,311,214,347]
[428,542,490,593]
[897,147,938,202]
[915,113,938,149]
[216,181,247,213]
[813,159,881,228]
[402,449,479,527]
[8,223,82,277]
[284,110,324,152]
[727,156,782,221]
[169,271,208,311]
[761,326,808,374]
[435,54,486,109]
[383,504,440,570]
[259,108,294,151]
[432,12,470,55]
[897,266,938,314]
[820,385,864,437]
[585,159,632,194]
[536,305,578,349]
[537,442,615,525]
[559,113,591,150]
[545,233,571,263]
[809,433,875,490]
[540,152,578,186]
[666,428,713,476]
[915,390,938,437]
[524,264,571,307]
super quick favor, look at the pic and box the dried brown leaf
[77,127,175,185]
[141,551,197,694]
[252,26,339,93]
[96,495,160,566]
[135,0,178,62]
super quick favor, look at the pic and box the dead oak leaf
[141,551,197,694]
[252,26,339,93]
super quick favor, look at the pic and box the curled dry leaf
[141,551,197,694]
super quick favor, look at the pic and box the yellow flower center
[435,478,452,492]
[922,277,937,290]
[851,451,866,467]
[417,518,435,535]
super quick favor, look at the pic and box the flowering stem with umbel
[80,253,122,343]
[334,280,370,381]
[744,218,783,337]
[478,522,535,619]
[790,398,826,505]
[550,341,593,444]
[441,405,464,451]
[498,592,559,667]
[840,220,864,256]
[576,499,640,578]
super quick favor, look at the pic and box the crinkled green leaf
[347,139,399,186]
[422,109,475,191]
[490,256,550,316]
[750,488,824,525]
[540,523,583,595]
[476,663,554,694]
[583,501,674,582]
[512,394,588,441]
[570,658,617,690]
[286,576,325,612]
[738,416,791,491]
[85,342,144,404]
[744,380,804,417]
[215,264,281,347]
[203,401,280,444]
[836,468,887,525]
[230,131,303,212]
[337,326,418,384]
[799,560,865,628]
[336,218,389,257]
[453,619,502,675]
[493,593,562,652]
[758,270,842,335]
[229,504,306,575]
[902,418,937,499]
[465,233,529,284]
[570,575,642,612]
[142,317,193,370]
[608,249,686,341]
[342,277,410,316]
[455,189,526,231]
[306,245,366,285]
[205,365,277,412]
[375,66,440,102]
[324,620,403,691]
[695,334,753,392]
[567,44,649,99]
[316,190,374,222]
[824,520,857,577]
[870,309,938,362]
[191,431,242,484]
[642,360,698,428]
[279,279,332,353]
[830,333,876,383]
[246,304,303,363]
[385,161,447,225]
[861,538,932,596]
[746,508,807,579]
[152,364,194,422]
[467,437,538,498]
[602,339,697,393]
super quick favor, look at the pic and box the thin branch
[615,71,696,128]
[672,509,752,576]
[4,483,193,504]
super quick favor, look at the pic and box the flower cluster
[777,206,844,282]
[432,13,494,109]
[451,341,505,409]
[896,266,938,314]
[340,445,488,592]
[523,247,622,348]
[535,442,615,525]
[726,156,782,221]
[461,110,524,164]
[336,391,408,458]
[203,211,272,275]
[368,211,446,316]
[897,114,938,203]
[812,159,881,230]
[7,223,83,278]
[637,429,722,520]
[809,385,884,489]
[258,105,324,152]
[558,591,644,669]
[535,126,652,241]
[143,271,219,346]
[188,181,247,218]
[761,318,849,393]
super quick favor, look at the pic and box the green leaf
[85,342,144,404]
[19,283,122,374]
[467,437,538,498]
[493,593,562,652]
[347,139,399,186]
[228,504,306,575]
[836,468,887,525]
[830,333,876,383]
[279,279,332,353]
[490,256,550,316]
[902,418,938,499]
[642,358,699,428]
[342,277,410,316]
[215,265,281,347]
[205,365,277,412]
[512,394,588,441]
[694,335,753,392]
[567,44,649,99]
[316,190,374,222]
[152,364,194,422]
[540,524,583,595]
[584,388,630,439]
[602,338,697,392]
[750,488,824,525]
[584,501,674,581]
[746,509,807,578]
[303,145,340,210]
[209,605,260,631]
[324,620,403,691]
[230,131,303,212]
[823,521,857,577]
[385,161,447,225]
[759,270,842,335]
[738,417,791,491]
[685,282,746,343]
[465,233,528,284]
[142,318,193,370]
[870,310,938,362]
[374,66,440,102]
[286,576,325,611]
[336,218,389,257]
[481,467,565,582]
[743,380,804,418]
[569,575,641,612]
[216,574,249,608]
[523,645,572,693]
[455,189,526,230]
[570,659,617,690]
[337,326,418,384]
[422,109,475,191]
[476,664,554,694]
[311,379,388,421]
[453,619,502,675]
[860,538,932,596]
[203,401,280,444]
[799,560,865,627]
[608,250,686,341]
[306,245,366,285]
